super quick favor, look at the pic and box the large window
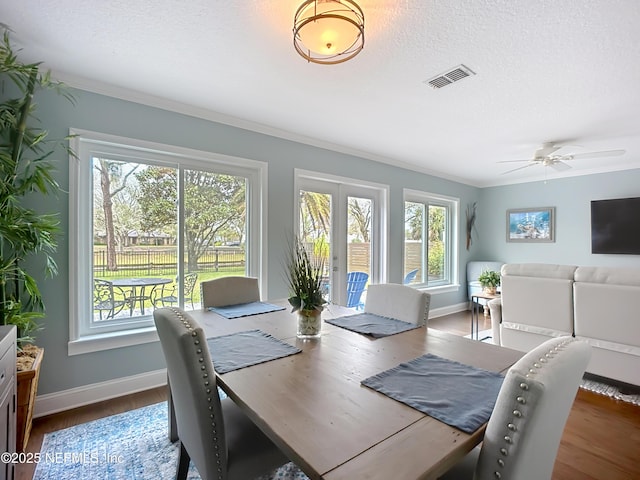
[403,189,458,290]
[69,130,266,354]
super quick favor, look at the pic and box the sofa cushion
[574,282,640,349]
[501,275,574,335]
[574,266,640,287]
[501,263,577,280]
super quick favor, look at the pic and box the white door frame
[294,169,388,306]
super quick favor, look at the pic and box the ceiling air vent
[424,64,475,89]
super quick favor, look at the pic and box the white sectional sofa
[489,263,640,386]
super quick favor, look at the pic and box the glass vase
[297,308,322,339]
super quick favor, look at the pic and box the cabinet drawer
[0,328,16,395]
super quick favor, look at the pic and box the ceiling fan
[498,143,626,175]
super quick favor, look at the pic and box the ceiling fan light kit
[293,0,365,65]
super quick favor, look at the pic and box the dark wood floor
[17,310,640,480]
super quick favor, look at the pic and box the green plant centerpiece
[285,237,327,339]
[1,28,74,451]
[478,269,501,295]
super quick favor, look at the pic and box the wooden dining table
[181,302,524,480]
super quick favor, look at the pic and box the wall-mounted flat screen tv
[591,197,640,254]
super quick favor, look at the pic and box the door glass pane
[299,190,332,302]
[347,196,371,306]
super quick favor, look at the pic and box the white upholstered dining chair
[364,283,431,326]
[439,335,591,480]
[200,276,260,309]
[153,307,292,480]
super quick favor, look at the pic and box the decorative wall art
[506,207,555,243]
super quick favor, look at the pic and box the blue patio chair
[403,269,419,285]
[346,271,369,310]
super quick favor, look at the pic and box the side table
[470,292,500,340]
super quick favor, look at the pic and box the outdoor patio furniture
[152,273,199,310]
[93,279,126,320]
[346,271,368,310]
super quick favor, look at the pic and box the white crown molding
[54,70,477,187]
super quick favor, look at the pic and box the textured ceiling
[3,0,640,187]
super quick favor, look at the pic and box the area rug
[461,332,639,407]
[579,378,640,406]
[33,402,308,480]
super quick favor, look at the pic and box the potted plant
[478,269,501,295]
[0,28,73,451]
[285,237,327,338]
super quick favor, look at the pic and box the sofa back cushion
[501,263,577,280]
[501,263,577,337]
[573,266,640,346]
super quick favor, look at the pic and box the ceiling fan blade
[549,161,572,171]
[501,163,536,175]
[568,149,626,160]
[497,158,535,164]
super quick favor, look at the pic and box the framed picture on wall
[506,207,555,243]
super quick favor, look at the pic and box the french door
[296,171,387,307]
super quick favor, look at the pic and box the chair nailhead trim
[493,338,578,479]
[167,307,224,479]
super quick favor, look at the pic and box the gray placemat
[325,312,420,338]
[208,329,301,374]
[208,301,286,319]
[361,353,504,433]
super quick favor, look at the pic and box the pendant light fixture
[293,0,365,65]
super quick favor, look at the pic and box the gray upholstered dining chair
[200,276,260,309]
[439,336,591,480]
[153,307,291,480]
[364,283,431,326]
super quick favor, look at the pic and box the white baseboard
[34,368,168,418]
[429,302,468,319]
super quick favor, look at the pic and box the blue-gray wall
[31,86,482,395]
[24,85,640,397]
[477,171,640,268]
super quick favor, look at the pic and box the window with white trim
[69,130,266,354]
[403,189,458,289]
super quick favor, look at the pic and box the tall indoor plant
[0,28,73,451]
[285,237,327,338]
